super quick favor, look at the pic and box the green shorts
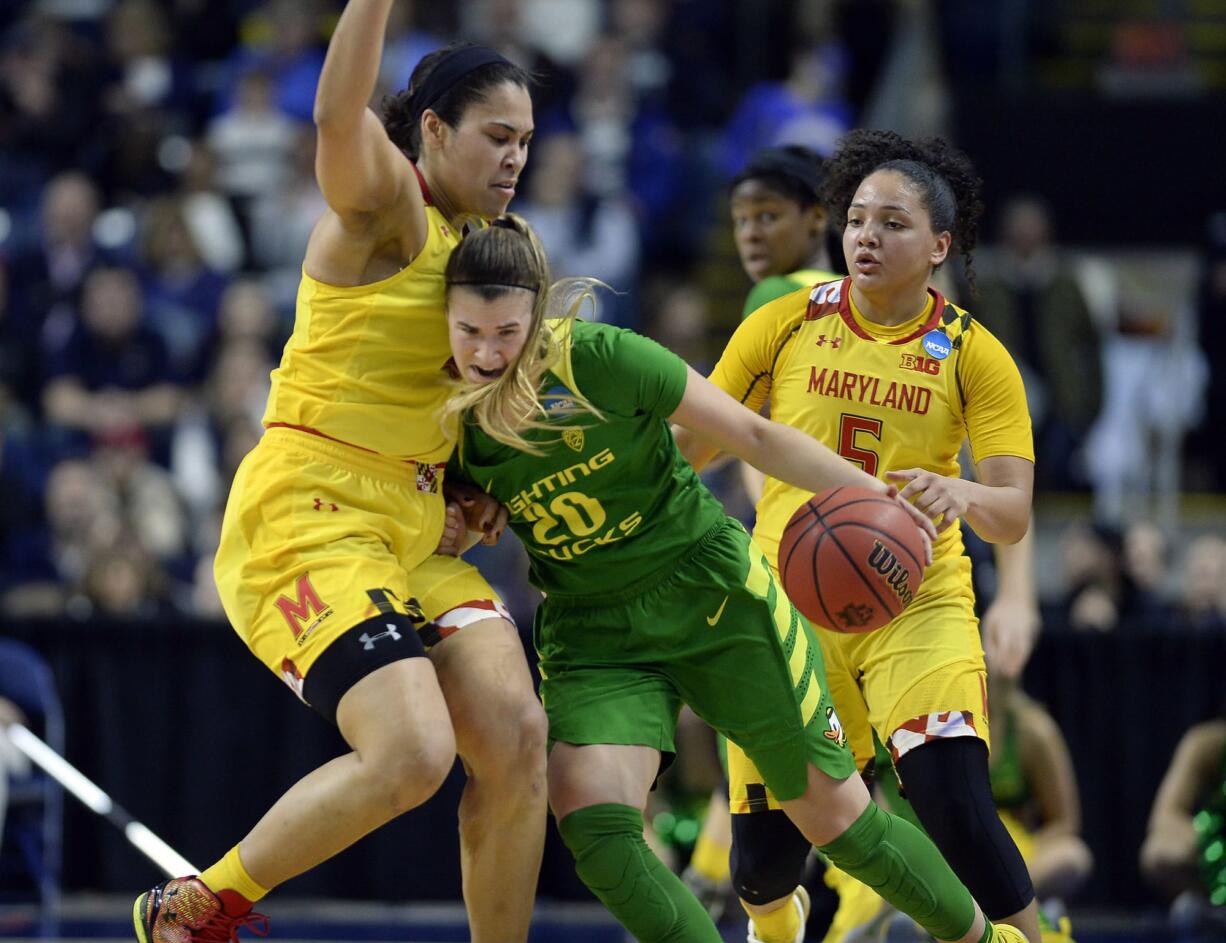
[533,519,856,801]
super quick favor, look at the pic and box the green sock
[558,804,722,943]
[818,802,977,942]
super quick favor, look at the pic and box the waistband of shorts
[543,517,733,610]
[262,423,446,492]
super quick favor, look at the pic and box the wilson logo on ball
[778,485,928,634]
[868,541,915,606]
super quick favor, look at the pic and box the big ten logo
[520,490,642,561]
[899,352,941,375]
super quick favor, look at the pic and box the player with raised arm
[132,4,545,941]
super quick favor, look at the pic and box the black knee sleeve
[896,737,1035,919]
[730,810,812,905]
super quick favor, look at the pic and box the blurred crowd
[0,0,1222,629]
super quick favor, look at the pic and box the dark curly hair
[821,129,984,290]
[381,42,533,161]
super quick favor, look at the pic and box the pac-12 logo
[899,352,941,375]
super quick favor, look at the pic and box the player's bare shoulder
[304,152,427,287]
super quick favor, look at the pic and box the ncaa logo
[921,329,952,360]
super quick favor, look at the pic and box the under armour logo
[815,335,842,349]
[359,623,403,650]
[313,497,338,512]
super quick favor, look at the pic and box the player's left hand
[885,468,970,534]
[981,595,1040,679]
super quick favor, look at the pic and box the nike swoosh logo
[706,596,729,626]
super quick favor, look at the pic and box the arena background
[1,1,1224,941]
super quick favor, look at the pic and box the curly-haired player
[677,129,1043,943]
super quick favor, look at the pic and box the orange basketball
[777,486,927,633]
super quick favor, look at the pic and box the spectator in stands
[6,171,107,394]
[206,67,302,250]
[81,537,167,619]
[1059,520,1123,632]
[974,196,1101,492]
[720,38,852,175]
[517,133,640,325]
[247,125,328,300]
[1175,535,1226,632]
[1121,520,1174,622]
[1140,703,1226,931]
[0,13,104,199]
[138,197,229,383]
[40,457,122,607]
[175,141,247,275]
[102,0,192,117]
[219,0,327,123]
[539,33,683,252]
[42,266,184,459]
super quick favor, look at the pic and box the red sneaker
[133,877,269,943]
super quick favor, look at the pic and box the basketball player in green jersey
[438,213,1030,943]
[731,145,840,318]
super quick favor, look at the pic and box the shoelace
[190,909,270,943]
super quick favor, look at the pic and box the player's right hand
[883,483,935,566]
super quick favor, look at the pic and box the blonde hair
[442,214,602,455]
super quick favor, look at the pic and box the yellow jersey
[263,203,462,464]
[710,276,1033,570]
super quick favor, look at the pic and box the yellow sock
[200,845,269,904]
[743,893,800,943]
[690,833,731,882]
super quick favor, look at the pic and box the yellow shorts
[215,426,509,708]
[728,554,989,812]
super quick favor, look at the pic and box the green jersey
[455,320,726,598]
[742,268,839,319]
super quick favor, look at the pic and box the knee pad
[730,809,812,905]
[896,737,1035,918]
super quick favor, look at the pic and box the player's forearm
[671,424,722,472]
[314,0,394,129]
[992,524,1037,603]
[742,420,884,497]
[962,482,1030,544]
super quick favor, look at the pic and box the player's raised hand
[882,484,935,566]
[885,468,971,534]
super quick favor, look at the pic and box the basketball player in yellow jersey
[677,129,1043,943]
[132,6,546,943]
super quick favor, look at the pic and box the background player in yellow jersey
[677,129,1042,943]
[133,4,547,942]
